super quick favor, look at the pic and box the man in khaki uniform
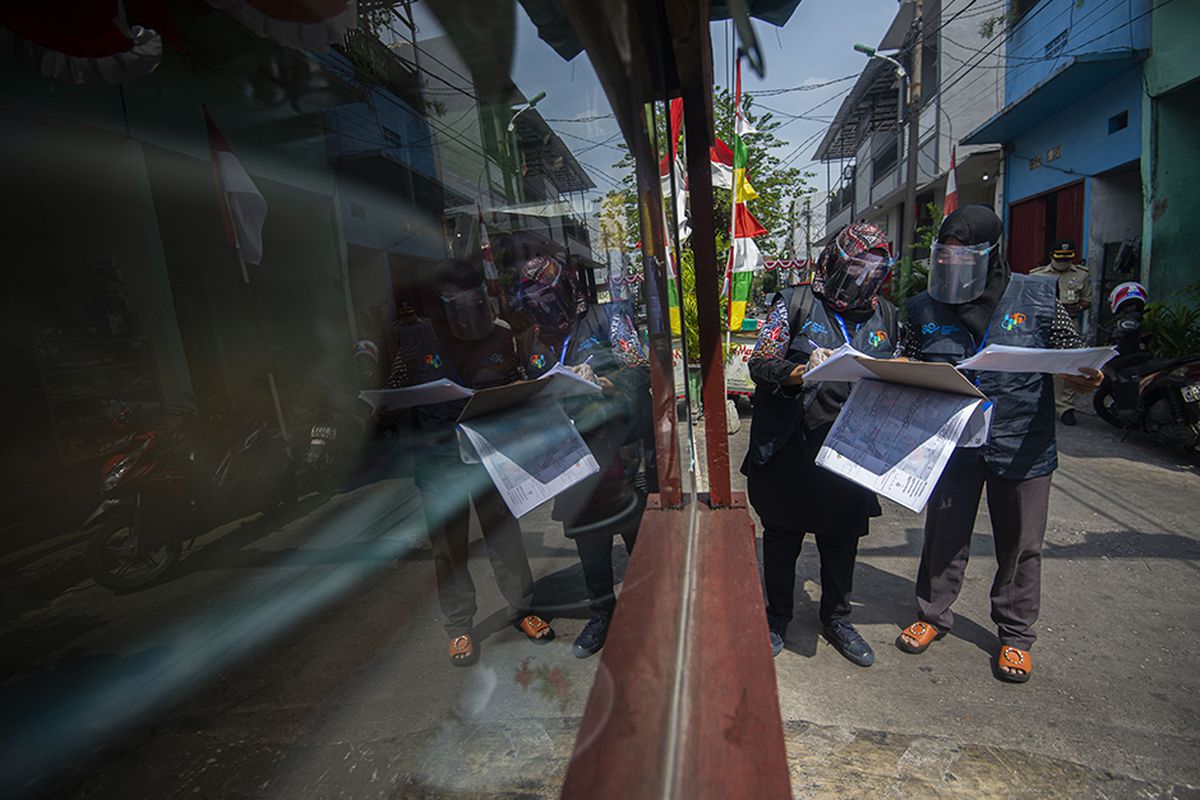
[1032,239,1092,424]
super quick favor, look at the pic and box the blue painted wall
[1005,0,1151,104]
[1005,67,1143,204]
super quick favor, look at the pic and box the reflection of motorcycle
[298,405,367,494]
[1094,352,1200,457]
[84,409,296,592]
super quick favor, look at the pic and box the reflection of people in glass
[386,260,553,666]
[743,223,898,667]
[507,247,650,658]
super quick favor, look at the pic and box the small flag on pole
[204,106,267,267]
[943,145,959,216]
[728,205,766,332]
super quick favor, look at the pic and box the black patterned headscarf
[812,222,893,312]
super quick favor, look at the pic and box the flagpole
[234,244,291,452]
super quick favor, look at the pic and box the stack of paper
[956,344,1116,374]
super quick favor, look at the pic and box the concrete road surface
[0,410,1197,798]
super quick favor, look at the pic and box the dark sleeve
[1049,302,1086,349]
[747,296,801,389]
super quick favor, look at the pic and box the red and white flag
[943,145,959,216]
[204,106,268,266]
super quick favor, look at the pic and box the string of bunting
[762,259,811,271]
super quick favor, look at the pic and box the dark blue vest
[907,273,1059,479]
[746,286,898,468]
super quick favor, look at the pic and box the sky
[411,0,901,222]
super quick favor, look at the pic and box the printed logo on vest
[529,353,546,370]
[487,352,504,364]
[868,329,888,347]
[1001,312,1028,331]
[799,319,830,335]
[921,322,959,336]
[423,353,442,369]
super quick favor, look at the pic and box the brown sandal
[896,621,945,654]
[995,645,1031,683]
[449,634,477,666]
[518,614,555,643]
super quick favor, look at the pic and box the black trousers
[416,450,535,637]
[763,531,859,634]
[575,530,637,619]
[915,449,1051,649]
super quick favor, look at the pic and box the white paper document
[358,379,474,412]
[457,402,599,518]
[816,379,990,513]
[957,344,1116,374]
[798,343,875,382]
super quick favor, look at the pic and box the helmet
[1108,281,1147,315]
[510,254,581,335]
[353,339,380,364]
[814,223,893,312]
[1052,239,1076,261]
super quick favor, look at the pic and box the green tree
[611,91,816,261]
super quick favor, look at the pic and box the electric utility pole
[803,195,812,261]
[901,0,924,292]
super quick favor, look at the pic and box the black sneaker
[573,615,611,658]
[1060,409,1077,426]
[822,620,875,667]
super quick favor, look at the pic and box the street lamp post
[854,0,923,295]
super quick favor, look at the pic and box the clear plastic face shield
[928,240,997,304]
[826,243,893,308]
[439,284,493,341]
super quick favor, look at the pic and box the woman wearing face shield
[385,259,554,666]
[743,223,899,667]
[897,205,1102,683]
[506,248,652,659]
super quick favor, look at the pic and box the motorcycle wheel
[85,515,181,592]
[1092,384,1127,429]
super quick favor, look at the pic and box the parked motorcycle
[84,408,297,592]
[1094,352,1200,458]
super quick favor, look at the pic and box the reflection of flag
[479,208,497,282]
[943,145,959,216]
[710,137,734,190]
[667,264,682,336]
[204,106,267,265]
[659,153,691,243]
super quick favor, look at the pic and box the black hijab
[936,204,1010,343]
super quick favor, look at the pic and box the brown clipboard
[855,358,987,399]
[456,369,601,422]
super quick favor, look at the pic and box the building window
[1045,30,1068,58]
[1012,0,1040,23]
[872,135,899,183]
[1108,110,1129,134]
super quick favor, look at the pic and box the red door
[1008,195,1047,274]
[1054,181,1084,263]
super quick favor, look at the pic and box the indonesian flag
[204,106,267,266]
[944,145,959,216]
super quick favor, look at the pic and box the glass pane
[0,4,695,796]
